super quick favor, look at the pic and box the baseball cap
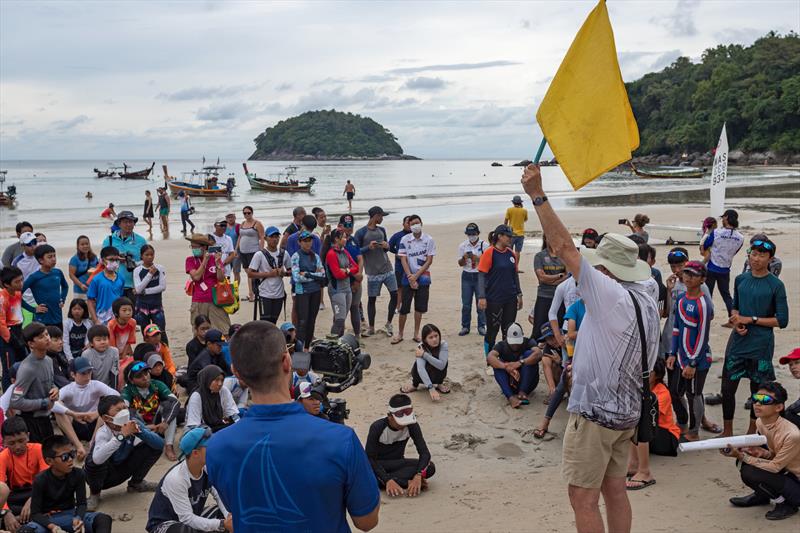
[682,260,706,277]
[143,323,162,337]
[368,206,389,218]
[388,395,416,426]
[506,323,525,345]
[721,208,738,220]
[512,195,523,205]
[116,210,138,224]
[266,226,280,237]
[465,223,480,235]
[582,228,599,240]
[124,360,150,382]
[296,381,314,399]
[339,214,354,227]
[291,351,311,372]
[494,224,514,237]
[205,329,224,344]
[280,322,296,333]
[779,348,800,365]
[71,356,93,374]
[179,426,212,459]
[214,219,228,227]
[298,230,313,240]
[146,352,165,369]
[537,322,554,342]
[19,232,37,246]
[301,215,317,231]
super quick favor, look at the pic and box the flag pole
[533,137,547,164]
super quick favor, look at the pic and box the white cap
[298,381,313,399]
[19,232,37,246]
[506,323,525,345]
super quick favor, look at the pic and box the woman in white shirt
[186,365,239,433]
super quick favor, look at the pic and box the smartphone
[618,218,627,225]
[208,245,222,253]
[466,251,473,256]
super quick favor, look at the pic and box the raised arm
[521,165,581,279]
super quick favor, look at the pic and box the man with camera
[211,219,237,279]
[102,210,147,302]
[206,321,380,532]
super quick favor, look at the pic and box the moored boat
[0,171,17,206]
[243,164,316,192]
[119,162,155,179]
[93,165,122,178]
[163,164,235,198]
[631,162,706,179]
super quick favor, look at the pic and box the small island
[249,109,419,161]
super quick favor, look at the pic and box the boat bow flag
[535,0,639,190]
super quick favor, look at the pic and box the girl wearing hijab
[186,365,240,433]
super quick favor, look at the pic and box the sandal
[518,396,530,406]
[702,422,723,434]
[412,337,421,343]
[391,337,404,345]
[400,384,417,394]
[436,384,451,394]
[533,428,547,439]
[626,478,656,491]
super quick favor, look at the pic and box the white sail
[710,123,729,217]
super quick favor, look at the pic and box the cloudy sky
[1,0,797,160]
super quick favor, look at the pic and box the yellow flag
[536,0,639,190]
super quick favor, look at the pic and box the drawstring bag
[213,280,235,307]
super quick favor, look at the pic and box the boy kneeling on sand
[365,394,435,498]
[722,381,800,520]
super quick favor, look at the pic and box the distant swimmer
[85,191,93,199]
[343,179,356,212]
[100,202,116,220]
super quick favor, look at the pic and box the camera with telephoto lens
[308,333,371,424]
[121,252,137,272]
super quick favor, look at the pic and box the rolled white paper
[678,434,767,452]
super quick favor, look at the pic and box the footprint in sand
[493,442,523,458]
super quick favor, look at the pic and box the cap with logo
[214,219,228,227]
[465,223,480,235]
[143,323,162,337]
[506,323,525,345]
[298,230,314,240]
[204,329,224,344]
[266,226,281,237]
[537,322,554,342]
[19,232,37,246]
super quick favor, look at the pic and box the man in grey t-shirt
[354,206,398,337]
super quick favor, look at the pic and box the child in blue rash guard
[21,245,69,327]
[667,261,714,441]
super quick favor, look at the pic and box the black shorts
[400,284,430,315]
[240,252,255,269]
[347,192,354,200]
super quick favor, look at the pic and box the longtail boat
[119,162,155,179]
[244,164,316,192]
[631,163,706,179]
[0,171,17,206]
[163,164,235,198]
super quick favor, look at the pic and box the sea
[1,159,798,245]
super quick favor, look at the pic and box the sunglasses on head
[668,250,687,259]
[751,393,778,405]
[56,450,77,462]
[390,407,413,417]
[130,362,148,374]
[751,240,774,250]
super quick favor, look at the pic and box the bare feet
[400,383,416,394]
[508,396,522,409]
[164,445,177,462]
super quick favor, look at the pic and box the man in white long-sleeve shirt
[146,427,233,533]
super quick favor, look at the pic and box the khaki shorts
[190,301,231,334]
[562,412,635,489]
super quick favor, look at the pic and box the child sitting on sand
[81,324,120,391]
[401,323,450,402]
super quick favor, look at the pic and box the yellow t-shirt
[505,207,528,236]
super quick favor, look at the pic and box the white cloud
[403,77,447,91]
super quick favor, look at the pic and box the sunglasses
[751,393,778,405]
[56,450,77,462]
[243,211,253,215]
[750,240,774,250]
[129,361,148,374]
[391,407,414,417]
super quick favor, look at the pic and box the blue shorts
[367,271,398,298]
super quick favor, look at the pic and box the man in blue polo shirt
[102,210,147,301]
[206,321,380,532]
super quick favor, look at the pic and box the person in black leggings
[290,232,326,350]
[477,225,522,363]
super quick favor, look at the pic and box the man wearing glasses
[721,381,800,521]
[721,238,789,438]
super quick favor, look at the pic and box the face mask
[112,408,130,426]
[468,235,479,244]
[411,224,422,235]
[191,248,203,257]
[105,260,119,272]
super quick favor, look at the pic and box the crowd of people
[0,165,796,532]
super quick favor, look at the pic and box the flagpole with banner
[532,0,639,189]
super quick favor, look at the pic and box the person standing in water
[157,188,170,233]
[343,180,356,212]
[143,191,154,233]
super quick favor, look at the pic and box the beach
[16,188,794,532]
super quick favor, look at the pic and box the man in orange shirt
[0,416,49,532]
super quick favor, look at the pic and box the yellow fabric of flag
[536,0,639,190]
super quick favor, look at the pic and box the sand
[44,198,799,532]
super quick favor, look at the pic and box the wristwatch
[752,316,758,325]
[532,195,548,206]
